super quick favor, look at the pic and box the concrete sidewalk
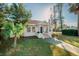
[57,40,79,55]
[47,37,79,56]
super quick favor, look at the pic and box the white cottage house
[23,20,53,39]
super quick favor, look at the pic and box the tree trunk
[13,36,17,48]
[54,22,57,31]
[58,3,63,31]
[53,5,57,32]
[78,14,79,36]
[60,4,63,31]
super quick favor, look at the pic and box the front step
[37,33,52,39]
[43,33,52,39]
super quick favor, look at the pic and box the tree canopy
[0,3,32,49]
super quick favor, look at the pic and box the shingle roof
[27,20,48,26]
[28,20,41,24]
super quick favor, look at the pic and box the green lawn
[7,37,52,56]
[0,36,76,56]
[50,45,76,56]
[55,33,79,48]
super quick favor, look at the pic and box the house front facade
[24,20,53,39]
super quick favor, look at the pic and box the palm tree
[0,3,5,28]
[0,3,6,41]
[57,3,63,31]
[11,3,32,48]
[69,3,79,36]
[4,3,32,48]
[53,5,57,31]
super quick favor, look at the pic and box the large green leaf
[2,21,14,39]
[13,23,25,38]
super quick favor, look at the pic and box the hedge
[62,29,78,36]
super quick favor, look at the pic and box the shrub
[62,29,78,36]
[0,27,14,55]
[52,33,59,38]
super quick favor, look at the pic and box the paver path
[46,37,79,56]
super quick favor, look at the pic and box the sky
[24,3,77,27]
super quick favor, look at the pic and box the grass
[50,45,76,56]
[0,36,76,56]
[58,35,79,47]
[52,32,79,48]
[7,37,52,56]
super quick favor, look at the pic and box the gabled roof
[28,20,41,24]
[27,20,48,25]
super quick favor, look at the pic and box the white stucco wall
[23,23,53,38]
[23,25,37,37]
[24,32,36,36]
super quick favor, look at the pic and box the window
[27,26,31,32]
[45,27,48,33]
[32,26,36,32]
[48,26,51,32]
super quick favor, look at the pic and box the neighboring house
[24,20,53,39]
